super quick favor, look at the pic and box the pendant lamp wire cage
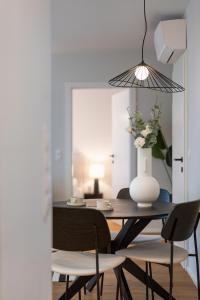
[108,0,185,93]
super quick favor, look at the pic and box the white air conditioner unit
[154,19,186,64]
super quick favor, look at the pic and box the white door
[172,54,187,204]
[111,89,136,198]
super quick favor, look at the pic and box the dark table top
[53,198,174,220]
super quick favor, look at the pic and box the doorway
[72,88,136,199]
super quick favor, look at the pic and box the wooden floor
[53,222,198,300]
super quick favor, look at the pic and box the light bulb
[135,65,149,80]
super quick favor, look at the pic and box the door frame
[65,82,122,199]
[172,52,188,203]
[183,52,188,205]
[172,52,188,268]
[182,52,192,275]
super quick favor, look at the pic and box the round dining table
[53,198,174,300]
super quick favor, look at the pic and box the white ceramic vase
[129,148,160,207]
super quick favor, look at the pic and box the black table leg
[58,275,93,300]
[112,218,151,252]
[114,266,133,300]
[86,273,103,292]
[123,258,176,300]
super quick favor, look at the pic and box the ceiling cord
[141,0,147,62]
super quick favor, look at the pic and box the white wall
[0,1,51,300]
[185,0,200,285]
[72,88,115,198]
[52,50,172,201]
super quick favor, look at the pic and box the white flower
[141,125,152,137]
[134,137,145,148]
[141,129,148,137]
[146,124,152,131]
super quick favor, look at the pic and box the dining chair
[116,200,200,300]
[52,207,125,300]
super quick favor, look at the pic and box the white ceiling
[52,0,189,54]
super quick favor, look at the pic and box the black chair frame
[146,200,200,300]
[53,207,123,300]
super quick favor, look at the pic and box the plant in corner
[152,130,172,185]
[127,103,172,186]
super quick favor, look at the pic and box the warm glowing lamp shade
[89,163,104,179]
[89,163,104,195]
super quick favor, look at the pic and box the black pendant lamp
[108,0,185,93]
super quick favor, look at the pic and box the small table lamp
[89,163,104,195]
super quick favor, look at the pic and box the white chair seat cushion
[116,241,188,264]
[52,251,125,276]
[111,231,162,244]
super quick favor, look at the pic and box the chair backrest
[117,188,131,199]
[161,200,200,242]
[158,188,171,203]
[117,187,171,203]
[53,207,111,252]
